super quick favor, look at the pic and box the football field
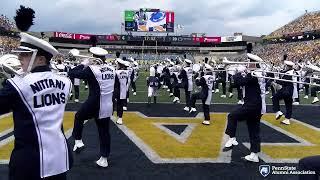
[0,74,319,179]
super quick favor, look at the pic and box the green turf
[1,73,318,104]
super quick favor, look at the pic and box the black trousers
[190,92,210,120]
[74,85,79,99]
[174,83,191,107]
[215,79,226,95]
[132,81,136,93]
[225,105,262,153]
[272,88,293,119]
[266,80,275,96]
[299,156,320,180]
[10,172,67,180]
[305,78,310,96]
[115,98,126,118]
[228,83,243,100]
[72,107,111,157]
[311,86,320,97]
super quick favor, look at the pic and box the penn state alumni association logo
[259,165,271,177]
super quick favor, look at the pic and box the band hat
[89,47,108,56]
[116,58,130,67]
[13,32,58,59]
[185,59,192,64]
[204,63,213,71]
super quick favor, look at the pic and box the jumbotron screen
[124,8,174,32]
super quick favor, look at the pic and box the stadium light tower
[176,24,184,36]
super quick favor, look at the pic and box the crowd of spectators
[0,14,16,32]
[0,36,19,54]
[269,11,320,37]
[253,40,320,65]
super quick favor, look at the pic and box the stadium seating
[269,11,320,37]
[254,40,320,64]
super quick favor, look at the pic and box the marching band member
[173,59,193,112]
[172,60,182,103]
[147,66,161,106]
[292,65,301,105]
[223,53,266,163]
[0,7,74,180]
[272,60,295,125]
[0,28,73,180]
[123,57,134,111]
[131,60,139,96]
[310,75,320,104]
[69,47,114,168]
[114,58,130,125]
[66,54,80,103]
[214,64,227,98]
[189,64,214,125]
[227,70,244,104]
[167,60,176,97]
[69,75,80,103]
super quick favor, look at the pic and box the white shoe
[224,137,238,148]
[312,97,319,104]
[212,90,215,93]
[96,157,108,168]
[237,100,244,105]
[74,99,79,103]
[293,102,299,105]
[133,92,137,96]
[244,152,259,163]
[304,95,309,99]
[116,118,123,125]
[202,120,210,125]
[189,108,197,113]
[275,111,283,120]
[281,118,291,125]
[228,93,233,98]
[73,140,85,153]
[215,89,220,93]
[221,95,226,98]
[123,107,127,111]
[167,89,170,92]
[169,93,174,97]
[85,85,88,89]
[266,91,269,95]
[132,89,134,92]
[183,107,189,111]
[173,97,180,103]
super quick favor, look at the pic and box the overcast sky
[1,0,320,36]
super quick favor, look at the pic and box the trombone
[251,71,320,87]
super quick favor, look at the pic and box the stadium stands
[253,40,320,65]
[269,11,320,38]
[0,14,16,32]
